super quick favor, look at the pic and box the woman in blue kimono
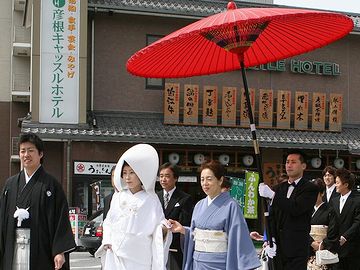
[169,160,260,270]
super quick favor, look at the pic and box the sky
[273,0,360,14]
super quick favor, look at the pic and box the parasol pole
[239,60,275,254]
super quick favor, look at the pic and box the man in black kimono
[0,133,76,270]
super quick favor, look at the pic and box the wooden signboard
[202,86,218,126]
[183,84,199,125]
[221,86,237,126]
[276,90,291,129]
[163,83,180,124]
[258,89,273,128]
[312,92,326,131]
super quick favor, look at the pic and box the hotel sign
[251,59,340,76]
[40,0,80,124]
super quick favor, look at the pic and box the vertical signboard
[240,88,255,127]
[276,90,291,129]
[221,87,237,126]
[183,84,199,125]
[202,86,218,126]
[244,171,259,219]
[258,89,273,128]
[294,91,309,130]
[312,92,326,131]
[40,0,80,123]
[329,93,343,132]
[229,177,245,209]
[163,83,180,124]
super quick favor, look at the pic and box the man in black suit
[322,166,340,203]
[259,150,318,270]
[103,166,117,220]
[157,162,193,270]
[331,168,360,270]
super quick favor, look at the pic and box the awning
[21,111,360,154]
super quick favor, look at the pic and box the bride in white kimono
[95,144,172,270]
[170,160,260,270]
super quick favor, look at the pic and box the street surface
[70,251,101,270]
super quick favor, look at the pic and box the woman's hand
[311,241,321,251]
[169,219,185,235]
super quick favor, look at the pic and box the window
[145,34,165,90]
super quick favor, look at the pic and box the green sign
[229,177,245,209]
[243,171,259,219]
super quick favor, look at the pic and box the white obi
[193,228,227,253]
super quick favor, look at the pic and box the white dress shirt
[339,191,351,214]
[326,184,336,202]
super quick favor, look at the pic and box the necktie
[340,197,346,213]
[164,192,169,209]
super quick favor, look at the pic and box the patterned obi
[193,228,227,253]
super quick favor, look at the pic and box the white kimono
[95,144,171,270]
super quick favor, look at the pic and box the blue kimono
[183,192,260,270]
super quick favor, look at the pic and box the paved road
[70,251,101,270]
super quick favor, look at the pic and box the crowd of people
[0,133,360,270]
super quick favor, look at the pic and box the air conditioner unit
[11,91,30,102]
[13,42,31,57]
[14,0,26,11]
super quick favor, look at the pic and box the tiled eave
[21,111,360,154]
[87,0,360,32]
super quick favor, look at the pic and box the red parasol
[127,3,353,78]
[126,1,353,260]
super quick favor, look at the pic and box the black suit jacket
[157,188,193,250]
[270,178,318,262]
[330,191,360,258]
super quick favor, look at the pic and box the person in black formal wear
[308,178,339,270]
[331,168,360,270]
[157,162,193,270]
[259,150,318,270]
[103,166,117,220]
[323,166,340,203]
[0,133,76,270]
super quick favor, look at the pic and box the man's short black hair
[19,133,44,154]
[286,150,307,164]
[159,162,179,179]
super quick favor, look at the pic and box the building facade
[1,0,360,218]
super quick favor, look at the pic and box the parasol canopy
[127,3,353,78]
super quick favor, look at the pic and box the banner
[329,93,343,132]
[276,90,291,129]
[203,86,218,125]
[229,177,245,208]
[312,92,326,131]
[164,83,180,124]
[244,171,259,219]
[222,87,237,126]
[40,0,80,123]
[258,89,273,128]
[240,88,256,127]
[294,91,309,130]
[183,84,199,125]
